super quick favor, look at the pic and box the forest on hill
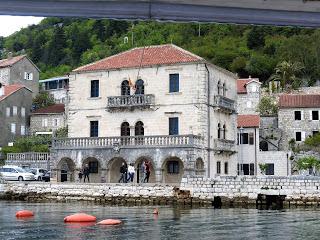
[0,17,319,86]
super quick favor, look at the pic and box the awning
[39,76,69,83]
[1,0,320,27]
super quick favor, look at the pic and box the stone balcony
[213,139,236,153]
[6,152,51,169]
[52,135,203,150]
[214,95,236,113]
[107,94,155,111]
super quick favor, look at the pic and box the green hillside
[0,17,319,86]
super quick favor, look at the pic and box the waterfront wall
[3,176,320,207]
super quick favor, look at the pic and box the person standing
[118,162,127,183]
[144,160,151,183]
[78,170,83,182]
[127,163,135,182]
[83,164,90,183]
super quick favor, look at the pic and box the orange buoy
[16,210,34,218]
[64,213,96,222]
[153,208,159,215]
[97,219,122,225]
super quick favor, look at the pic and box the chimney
[0,83,4,97]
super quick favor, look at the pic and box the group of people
[78,164,90,183]
[118,160,151,183]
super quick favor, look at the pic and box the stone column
[100,168,107,183]
[155,168,163,183]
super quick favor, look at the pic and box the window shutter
[30,73,33,80]
[24,72,27,80]
[302,131,306,141]
[310,110,313,120]
[301,110,304,120]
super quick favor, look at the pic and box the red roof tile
[279,94,320,108]
[237,115,260,128]
[73,44,204,72]
[32,104,65,114]
[0,84,27,101]
[0,55,26,68]
[237,78,260,94]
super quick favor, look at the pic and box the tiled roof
[0,84,27,102]
[32,104,65,114]
[0,55,26,68]
[237,114,260,128]
[237,78,260,94]
[279,94,320,108]
[73,44,204,72]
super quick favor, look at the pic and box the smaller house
[237,77,261,115]
[0,83,33,148]
[39,76,69,104]
[30,104,66,135]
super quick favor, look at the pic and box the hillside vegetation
[0,18,319,85]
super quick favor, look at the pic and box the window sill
[87,97,102,100]
[166,92,182,95]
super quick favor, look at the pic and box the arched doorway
[260,140,269,151]
[135,157,156,183]
[82,157,101,183]
[195,158,205,176]
[135,121,144,145]
[121,80,130,96]
[135,79,144,95]
[108,157,127,183]
[121,122,130,145]
[162,157,184,184]
[57,158,76,182]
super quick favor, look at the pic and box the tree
[296,156,320,175]
[32,92,55,110]
[47,26,67,66]
[247,26,266,50]
[269,61,304,90]
[257,96,278,116]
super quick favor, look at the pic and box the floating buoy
[97,219,122,225]
[64,213,96,222]
[153,208,159,215]
[16,210,34,218]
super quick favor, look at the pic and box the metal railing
[107,94,155,109]
[52,135,203,149]
[6,152,51,170]
[214,95,235,112]
[214,139,236,152]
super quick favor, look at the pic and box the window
[296,132,302,141]
[312,111,319,120]
[249,133,254,145]
[169,117,179,135]
[251,85,257,92]
[240,133,249,144]
[53,118,60,127]
[135,121,144,136]
[265,164,274,175]
[217,81,221,95]
[121,80,130,96]
[222,83,226,96]
[238,163,254,175]
[217,161,221,174]
[90,121,99,137]
[6,107,10,117]
[294,111,302,120]
[21,107,25,117]
[11,123,16,134]
[260,141,268,151]
[24,72,33,80]
[135,79,144,95]
[13,106,17,116]
[90,80,99,98]
[224,162,228,174]
[169,73,179,93]
[313,131,319,136]
[58,80,63,89]
[89,161,99,173]
[167,161,179,174]
[223,124,226,139]
[121,122,130,136]
[42,118,48,127]
[21,125,25,136]
[217,123,221,139]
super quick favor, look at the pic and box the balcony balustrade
[52,135,203,149]
[107,94,155,110]
[214,95,235,113]
[213,139,236,153]
[6,152,51,170]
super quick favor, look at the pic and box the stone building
[237,77,261,115]
[0,84,32,149]
[0,55,40,97]
[50,44,238,183]
[30,104,66,135]
[39,76,69,104]
[279,94,320,150]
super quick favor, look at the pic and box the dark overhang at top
[1,0,320,27]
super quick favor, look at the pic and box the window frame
[90,80,100,98]
[169,117,179,135]
[169,73,179,93]
[294,110,302,120]
[217,161,221,174]
[90,121,99,137]
[312,110,319,121]
[167,161,179,174]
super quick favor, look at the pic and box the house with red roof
[50,44,238,183]
[30,104,66,135]
[0,55,40,97]
[237,77,261,115]
[278,94,320,149]
[0,83,32,149]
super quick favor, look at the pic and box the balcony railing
[6,152,51,170]
[214,139,236,153]
[52,135,203,149]
[107,94,155,110]
[214,95,235,113]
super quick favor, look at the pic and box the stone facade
[0,56,40,97]
[39,76,69,104]
[0,87,32,148]
[237,78,261,115]
[51,45,238,183]
[30,113,66,135]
